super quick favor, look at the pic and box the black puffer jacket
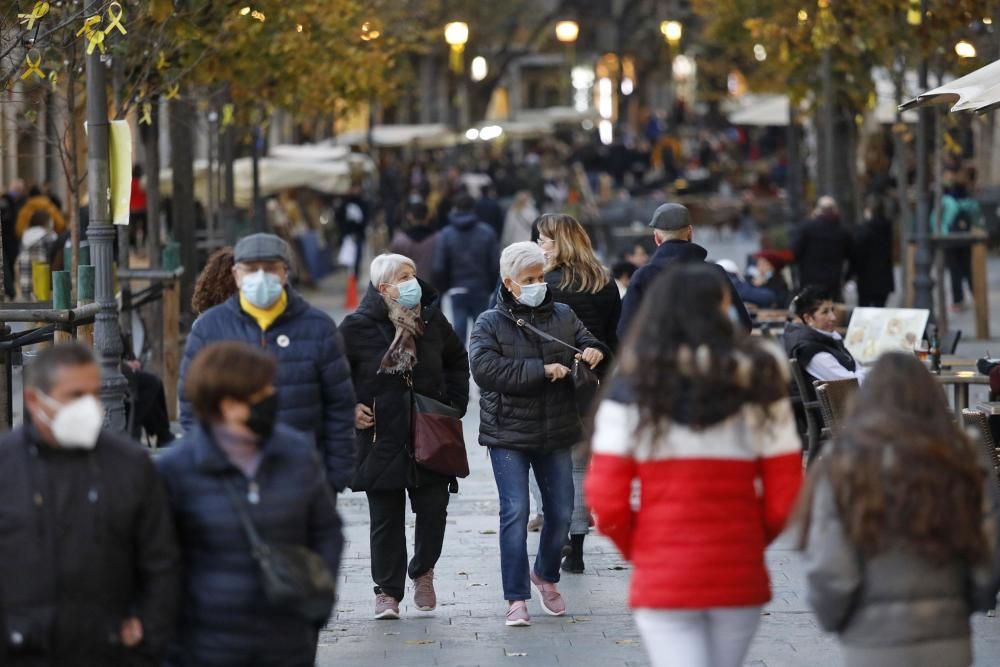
[470,286,606,453]
[340,282,470,491]
[545,267,621,363]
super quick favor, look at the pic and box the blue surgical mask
[395,278,422,308]
[241,270,284,308]
[515,281,547,308]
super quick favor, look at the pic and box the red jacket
[585,393,802,610]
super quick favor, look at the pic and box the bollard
[52,271,72,344]
[77,265,95,347]
[162,242,180,272]
[31,262,51,301]
[161,244,181,420]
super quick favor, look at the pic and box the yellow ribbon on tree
[157,51,168,70]
[20,51,44,81]
[104,1,127,36]
[18,1,49,31]
[165,83,180,100]
[76,15,101,37]
[907,0,922,26]
[140,103,152,125]
[48,70,57,91]
[221,104,235,128]
[86,29,106,55]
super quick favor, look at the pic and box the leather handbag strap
[499,308,583,355]
[221,478,267,556]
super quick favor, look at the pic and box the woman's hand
[354,403,374,429]
[577,347,605,370]
[544,363,571,382]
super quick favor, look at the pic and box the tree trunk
[170,98,197,313]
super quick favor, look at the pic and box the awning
[159,154,375,207]
[900,59,1000,114]
[333,124,458,148]
[728,91,916,126]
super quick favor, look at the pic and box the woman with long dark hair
[586,263,803,667]
[536,213,619,572]
[798,352,1000,667]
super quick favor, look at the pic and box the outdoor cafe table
[934,371,991,415]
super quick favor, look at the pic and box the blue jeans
[489,446,574,601]
[450,291,490,347]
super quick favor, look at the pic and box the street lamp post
[444,22,470,129]
[555,20,579,105]
[84,0,126,430]
[913,0,933,311]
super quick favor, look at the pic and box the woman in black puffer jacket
[470,241,607,627]
[339,253,469,621]
[536,213,620,572]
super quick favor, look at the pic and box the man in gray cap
[178,232,357,492]
[617,203,751,338]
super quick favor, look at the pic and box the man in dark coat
[852,201,895,307]
[0,178,26,299]
[339,256,469,619]
[433,194,500,345]
[617,203,751,340]
[0,343,179,666]
[179,233,356,492]
[475,184,505,238]
[792,196,853,300]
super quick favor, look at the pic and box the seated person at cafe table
[784,286,866,384]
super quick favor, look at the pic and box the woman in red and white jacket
[587,263,802,667]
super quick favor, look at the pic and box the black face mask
[246,393,279,441]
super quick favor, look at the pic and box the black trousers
[366,483,449,601]
[946,246,972,305]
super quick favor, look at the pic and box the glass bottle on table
[929,326,942,374]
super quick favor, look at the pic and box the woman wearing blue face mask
[339,254,470,620]
[469,242,608,627]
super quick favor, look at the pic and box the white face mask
[37,393,104,450]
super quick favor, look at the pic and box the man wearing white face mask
[179,233,357,494]
[0,343,180,665]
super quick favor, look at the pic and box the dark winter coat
[179,290,356,491]
[388,227,439,288]
[470,285,607,453]
[339,282,470,491]
[783,322,857,380]
[432,211,500,296]
[545,266,620,369]
[156,423,342,667]
[852,215,895,301]
[0,425,179,667]
[792,213,853,296]
[617,240,752,339]
[475,196,505,238]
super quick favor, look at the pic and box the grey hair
[24,343,97,393]
[369,253,416,287]
[500,242,545,281]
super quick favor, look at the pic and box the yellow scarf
[240,290,287,332]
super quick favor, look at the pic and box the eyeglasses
[536,237,554,246]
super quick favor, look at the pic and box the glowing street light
[660,20,682,46]
[955,40,977,58]
[555,20,579,43]
[471,56,488,82]
[444,21,469,73]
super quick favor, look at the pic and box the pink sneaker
[413,569,436,611]
[530,571,566,616]
[506,600,531,627]
[374,592,400,620]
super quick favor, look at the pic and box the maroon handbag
[411,390,470,478]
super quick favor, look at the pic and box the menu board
[844,307,930,365]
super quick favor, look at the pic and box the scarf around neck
[379,296,425,375]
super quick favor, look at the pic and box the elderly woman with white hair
[469,241,607,627]
[339,253,469,620]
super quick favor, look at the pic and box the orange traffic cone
[344,272,359,310]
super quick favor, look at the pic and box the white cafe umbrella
[901,58,1000,114]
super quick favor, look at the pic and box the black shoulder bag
[501,309,601,415]
[222,479,337,624]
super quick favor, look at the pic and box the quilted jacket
[178,290,356,491]
[470,285,606,453]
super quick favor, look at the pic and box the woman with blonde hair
[501,191,539,247]
[535,213,620,572]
